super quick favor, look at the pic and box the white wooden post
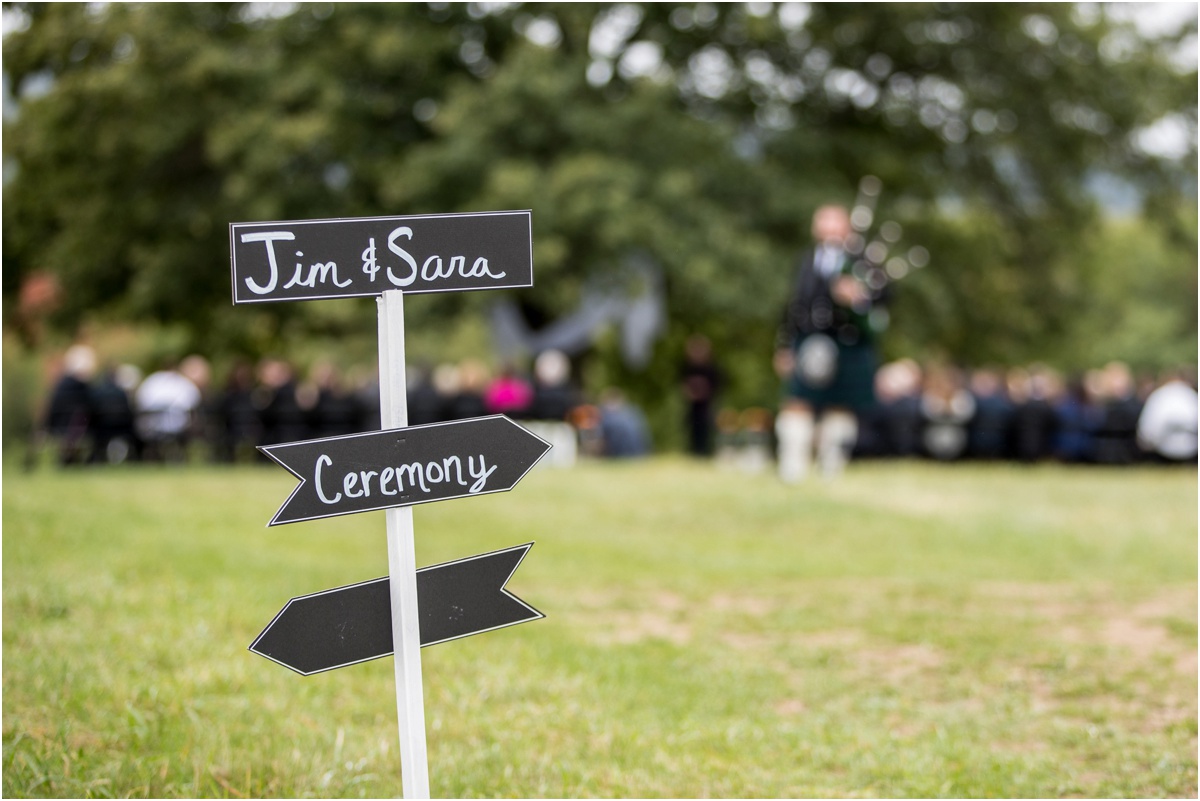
[377,289,431,798]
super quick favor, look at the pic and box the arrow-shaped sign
[250,543,543,675]
[259,415,551,526]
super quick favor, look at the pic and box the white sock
[817,412,858,479]
[775,409,814,483]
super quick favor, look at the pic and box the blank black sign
[249,543,543,675]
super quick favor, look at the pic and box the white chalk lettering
[283,252,352,290]
[311,452,495,504]
[240,231,296,295]
[396,462,429,494]
[362,238,381,282]
[382,227,507,288]
[379,466,397,496]
[421,255,454,282]
[468,455,497,493]
[314,454,342,505]
[386,227,418,287]
[465,255,505,280]
[443,455,466,487]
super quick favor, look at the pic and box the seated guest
[1137,370,1198,462]
[1094,360,1143,465]
[1009,365,1059,462]
[879,359,924,458]
[1054,375,1100,463]
[599,388,651,457]
[967,367,1013,460]
[920,364,975,461]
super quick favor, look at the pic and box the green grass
[3,458,1196,797]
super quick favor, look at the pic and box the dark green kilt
[785,337,877,413]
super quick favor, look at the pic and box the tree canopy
[4,2,1196,398]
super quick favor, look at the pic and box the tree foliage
[3,2,1195,395]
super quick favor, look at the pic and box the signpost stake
[377,289,431,798]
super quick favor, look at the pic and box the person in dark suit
[1008,365,1059,463]
[307,362,364,438]
[966,367,1014,460]
[88,364,138,464]
[1094,360,1143,465]
[774,205,886,480]
[214,360,261,463]
[44,345,96,466]
[256,358,308,447]
[680,334,722,457]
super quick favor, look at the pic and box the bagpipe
[836,174,930,332]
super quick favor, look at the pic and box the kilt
[785,336,877,413]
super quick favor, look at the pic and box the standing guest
[43,344,97,466]
[679,334,723,457]
[529,349,577,422]
[522,350,582,468]
[774,204,886,480]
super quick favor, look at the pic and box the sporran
[795,333,838,388]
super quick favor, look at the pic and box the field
[3,457,1196,798]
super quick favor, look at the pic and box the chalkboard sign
[230,210,532,304]
[259,415,551,526]
[250,543,543,675]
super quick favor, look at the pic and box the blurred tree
[3,2,1195,403]
[562,2,1196,368]
[1053,206,1198,371]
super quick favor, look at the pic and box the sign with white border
[230,210,532,304]
[250,543,543,675]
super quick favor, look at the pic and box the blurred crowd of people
[32,342,1195,471]
[858,359,1197,464]
[33,344,655,467]
[712,359,1198,470]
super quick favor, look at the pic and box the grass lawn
[3,457,1196,798]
